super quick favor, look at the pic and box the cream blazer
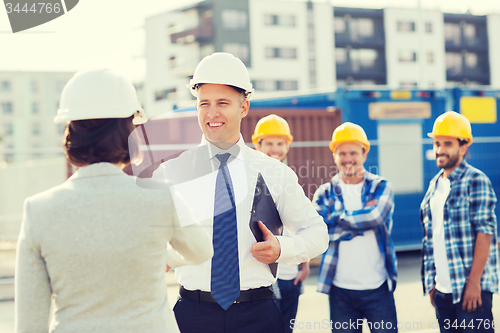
[15,163,212,333]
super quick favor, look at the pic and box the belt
[179,286,273,304]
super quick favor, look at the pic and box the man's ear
[241,100,249,118]
[459,144,468,159]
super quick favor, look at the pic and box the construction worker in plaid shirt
[313,122,398,333]
[421,111,498,333]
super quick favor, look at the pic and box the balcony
[170,18,213,44]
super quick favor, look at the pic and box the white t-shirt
[333,179,386,290]
[430,175,452,294]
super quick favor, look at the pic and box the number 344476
[443,319,496,330]
[5,3,62,14]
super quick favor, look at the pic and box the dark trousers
[329,282,398,333]
[276,279,302,333]
[174,295,286,333]
[434,289,494,333]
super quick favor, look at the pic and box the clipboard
[249,173,283,277]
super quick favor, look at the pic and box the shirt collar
[68,162,125,181]
[199,135,245,162]
[448,159,468,182]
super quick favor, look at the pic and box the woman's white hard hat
[54,68,147,125]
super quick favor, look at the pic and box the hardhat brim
[427,133,473,146]
[188,81,254,101]
[54,105,148,125]
[251,133,293,145]
[329,140,370,153]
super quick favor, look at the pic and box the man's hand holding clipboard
[250,221,281,264]
[249,173,283,277]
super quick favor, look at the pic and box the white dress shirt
[153,135,328,291]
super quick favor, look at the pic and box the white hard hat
[54,69,147,125]
[188,52,254,100]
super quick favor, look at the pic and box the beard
[436,151,460,170]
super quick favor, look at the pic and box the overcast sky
[1,0,499,82]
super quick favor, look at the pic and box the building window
[4,123,13,136]
[2,102,13,114]
[464,52,478,68]
[265,47,297,59]
[5,144,14,163]
[169,56,176,68]
[463,23,476,40]
[427,52,434,63]
[222,10,247,30]
[398,50,417,63]
[446,52,462,74]
[334,17,346,34]
[277,80,298,90]
[444,23,461,45]
[223,43,249,62]
[335,48,347,64]
[425,22,433,33]
[253,80,277,91]
[351,49,377,68]
[397,21,415,32]
[264,14,278,26]
[355,18,374,38]
[1,81,11,91]
[155,88,176,101]
[31,80,38,93]
[32,123,41,136]
[32,102,39,114]
[264,14,295,27]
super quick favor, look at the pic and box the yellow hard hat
[252,114,293,145]
[428,111,473,145]
[329,122,370,153]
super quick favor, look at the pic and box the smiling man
[420,111,498,333]
[253,114,310,333]
[152,53,328,333]
[312,122,398,333]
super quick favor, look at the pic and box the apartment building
[0,71,74,163]
[145,0,500,115]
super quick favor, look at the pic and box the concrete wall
[0,158,67,240]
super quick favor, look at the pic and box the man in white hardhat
[153,53,328,333]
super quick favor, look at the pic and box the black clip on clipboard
[249,173,283,277]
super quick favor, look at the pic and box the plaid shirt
[313,170,397,294]
[420,160,498,304]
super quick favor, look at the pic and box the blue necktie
[211,153,240,310]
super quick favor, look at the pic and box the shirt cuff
[275,235,295,265]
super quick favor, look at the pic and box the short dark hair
[63,116,139,167]
[458,139,469,146]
